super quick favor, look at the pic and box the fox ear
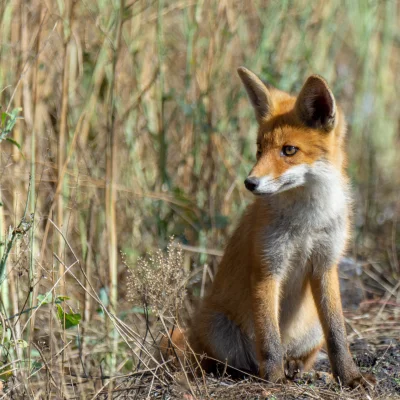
[237,67,273,122]
[296,75,336,132]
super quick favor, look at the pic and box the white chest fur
[259,162,349,275]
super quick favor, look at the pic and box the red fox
[161,67,374,388]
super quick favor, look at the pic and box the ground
[98,292,400,399]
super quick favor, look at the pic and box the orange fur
[158,327,187,365]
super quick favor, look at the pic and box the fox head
[237,67,346,196]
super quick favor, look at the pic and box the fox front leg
[310,265,374,388]
[252,275,286,383]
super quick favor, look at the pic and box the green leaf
[9,339,28,349]
[11,107,22,117]
[99,287,109,307]
[56,304,81,329]
[37,293,53,305]
[0,107,22,142]
[55,295,70,303]
[0,364,13,381]
[37,293,69,305]
[64,312,81,329]
[214,214,229,229]
[31,360,42,374]
[6,138,21,149]
[131,306,152,315]
[30,348,41,358]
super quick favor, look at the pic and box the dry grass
[0,0,399,398]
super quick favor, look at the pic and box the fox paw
[345,373,376,390]
[260,363,287,384]
[284,358,305,380]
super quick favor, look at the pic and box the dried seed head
[124,237,187,316]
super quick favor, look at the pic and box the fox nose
[244,176,260,192]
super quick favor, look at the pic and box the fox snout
[244,164,310,195]
[244,176,260,192]
[244,174,279,195]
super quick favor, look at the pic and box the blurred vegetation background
[0,0,399,397]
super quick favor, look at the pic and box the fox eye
[282,145,298,156]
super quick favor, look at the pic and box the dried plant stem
[27,2,46,377]
[39,112,85,269]
[105,0,124,381]
[57,0,73,297]
[57,2,74,396]
[0,189,7,312]
[157,0,168,189]
[12,0,22,163]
